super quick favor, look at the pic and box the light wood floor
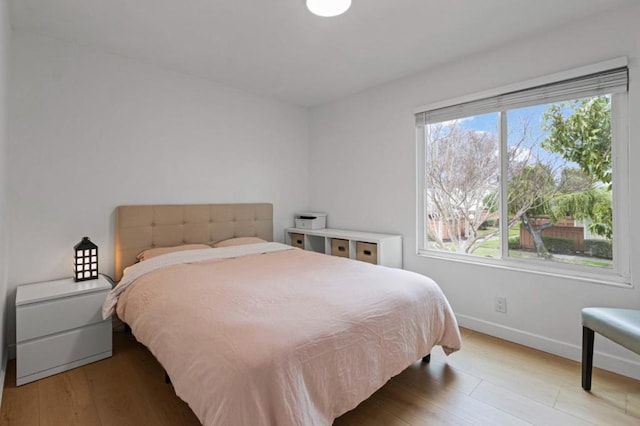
[2,328,639,425]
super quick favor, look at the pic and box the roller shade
[416,66,628,126]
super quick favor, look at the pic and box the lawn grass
[429,225,613,268]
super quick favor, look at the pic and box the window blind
[415,66,628,126]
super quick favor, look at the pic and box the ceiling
[10,0,635,106]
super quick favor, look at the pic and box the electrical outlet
[495,297,507,313]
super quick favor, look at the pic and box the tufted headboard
[114,203,273,281]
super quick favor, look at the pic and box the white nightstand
[16,275,112,386]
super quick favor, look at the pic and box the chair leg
[582,326,594,391]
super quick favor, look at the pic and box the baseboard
[0,345,7,408]
[456,313,640,381]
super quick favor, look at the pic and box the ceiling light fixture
[306,0,351,17]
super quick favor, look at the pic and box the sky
[453,101,584,173]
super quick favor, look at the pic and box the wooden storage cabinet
[285,228,402,268]
[16,276,112,386]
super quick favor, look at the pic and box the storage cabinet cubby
[284,228,402,268]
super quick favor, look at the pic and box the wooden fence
[519,223,584,252]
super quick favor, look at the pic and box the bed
[105,203,461,426]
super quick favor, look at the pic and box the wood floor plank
[114,333,201,425]
[0,361,39,426]
[589,368,640,394]
[430,342,561,406]
[470,380,590,426]
[2,327,639,426]
[370,385,473,426]
[626,390,640,417]
[82,340,173,426]
[82,366,148,426]
[396,358,482,396]
[388,377,531,426]
[37,369,101,426]
[459,331,617,393]
[554,388,637,425]
[333,396,411,426]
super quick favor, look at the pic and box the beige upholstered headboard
[114,203,273,281]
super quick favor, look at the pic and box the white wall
[309,3,640,378]
[6,32,310,350]
[0,0,9,376]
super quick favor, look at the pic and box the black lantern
[74,237,98,281]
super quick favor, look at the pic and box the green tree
[542,96,611,187]
[553,167,612,239]
[557,168,594,194]
[542,96,612,239]
[549,187,613,240]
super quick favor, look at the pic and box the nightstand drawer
[17,290,109,342]
[17,320,112,382]
[356,242,378,264]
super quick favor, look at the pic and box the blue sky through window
[451,103,583,173]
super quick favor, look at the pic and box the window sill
[417,249,632,288]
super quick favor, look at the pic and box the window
[415,60,629,284]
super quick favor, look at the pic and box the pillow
[137,244,211,261]
[212,237,267,248]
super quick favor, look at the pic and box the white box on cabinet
[294,212,327,230]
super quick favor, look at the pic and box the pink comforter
[114,244,461,426]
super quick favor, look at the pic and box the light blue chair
[581,307,640,390]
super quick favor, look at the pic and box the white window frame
[415,58,630,286]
